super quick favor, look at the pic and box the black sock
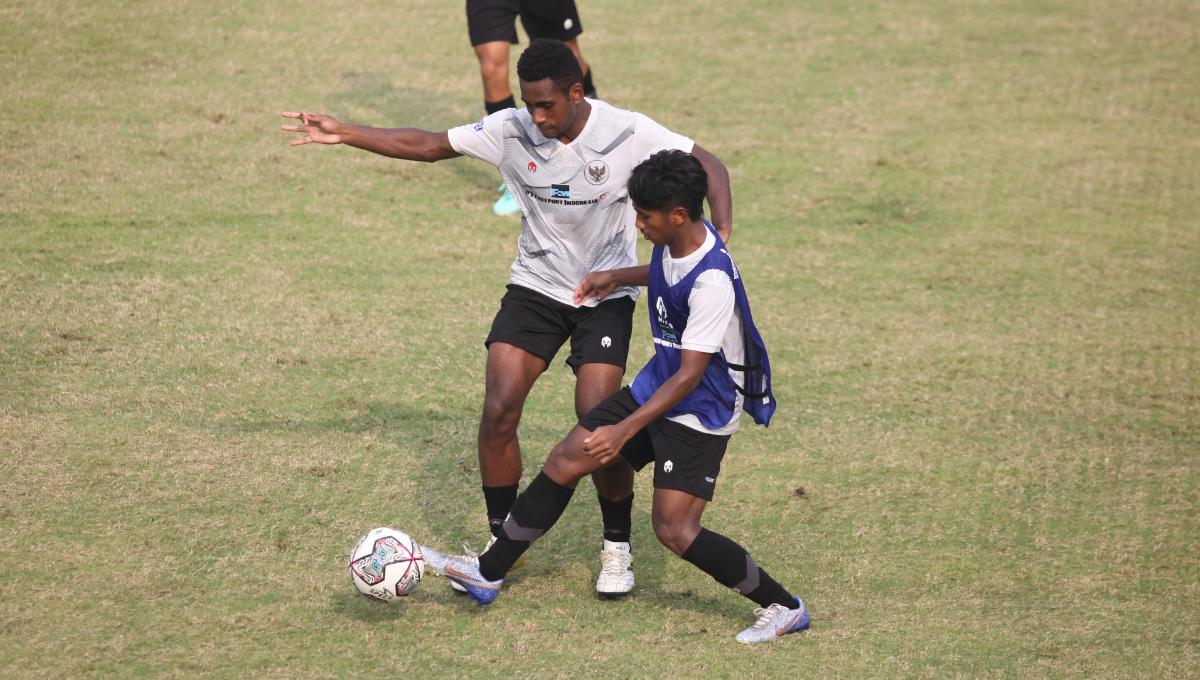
[484,95,516,114]
[598,493,633,543]
[482,484,518,538]
[479,472,575,580]
[582,69,596,99]
[680,528,795,609]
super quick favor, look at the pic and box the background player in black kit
[466,0,599,215]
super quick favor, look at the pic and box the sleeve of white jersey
[446,109,509,168]
[680,269,736,354]
[633,112,695,159]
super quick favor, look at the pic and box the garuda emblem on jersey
[585,160,609,185]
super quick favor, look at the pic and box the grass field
[2,0,1198,677]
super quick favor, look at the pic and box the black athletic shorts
[467,0,584,46]
[579,387,731,501]
[485,284,634,371]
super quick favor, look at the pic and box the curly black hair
[516,39,584,95]
[628,150,708,220]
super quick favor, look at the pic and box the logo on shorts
[601,336,611,348]
[663,460,674,473]
[528,161,538,173]
[705,477,715,483]
[585,160,609,185]
[564,18,574,30]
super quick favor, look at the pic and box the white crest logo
[601,336,612,348]
[663,460,674,473]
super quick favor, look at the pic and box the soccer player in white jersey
[281,39,733,598]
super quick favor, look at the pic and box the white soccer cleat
[595,540,635,598]
[735,596,810,644]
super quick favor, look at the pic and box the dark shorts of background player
[579,387,731,501]
[467,0,584,46]
[485,284,634,372]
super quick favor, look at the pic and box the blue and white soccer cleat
[421,545,504,605]
[448,537,526,594]
[735,596,810,644]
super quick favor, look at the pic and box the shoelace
[749,603,789,629]
[460,543,481,564]
[599,550,631,576]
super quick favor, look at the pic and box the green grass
[2,0,1197,677]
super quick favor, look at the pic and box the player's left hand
[581,425,629,465]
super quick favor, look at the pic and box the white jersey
[661,228,745,436]
[447,99,694,307]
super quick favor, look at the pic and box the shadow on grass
[632,585,751,622]
[330,590,420,622]
[209,400,465,436]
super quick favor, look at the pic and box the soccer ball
[348,527,425,601]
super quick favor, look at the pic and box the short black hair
[517,39,584,95]
[628,150,708,220]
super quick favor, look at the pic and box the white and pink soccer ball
[348,527,425,601]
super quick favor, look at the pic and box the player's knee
[652,517,696,556]
[477,57,507,84]
[542,443,588,485]
[479,395,521,437]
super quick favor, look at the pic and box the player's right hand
[280,111,343,146]
[581,424,630,465]
[574,271,618,305]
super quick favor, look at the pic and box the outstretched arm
[581,349,714,463]
[691,144,732,244]
[280,111,461,162]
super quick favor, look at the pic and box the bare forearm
[604,265,650,288]
[619,370,704,436]
[692,144,733,243]
[337,125,459,162]
[580,352,712,462]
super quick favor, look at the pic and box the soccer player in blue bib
[423,150,809,644]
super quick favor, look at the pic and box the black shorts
[486,284,634,371]
[579,387,731,501]
[467,0,584,46]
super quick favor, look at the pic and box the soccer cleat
[448,536,524,593]
[492,183,520,216]
[595,540,635,598]
[420,545,504,605]
[735,596,810,644]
